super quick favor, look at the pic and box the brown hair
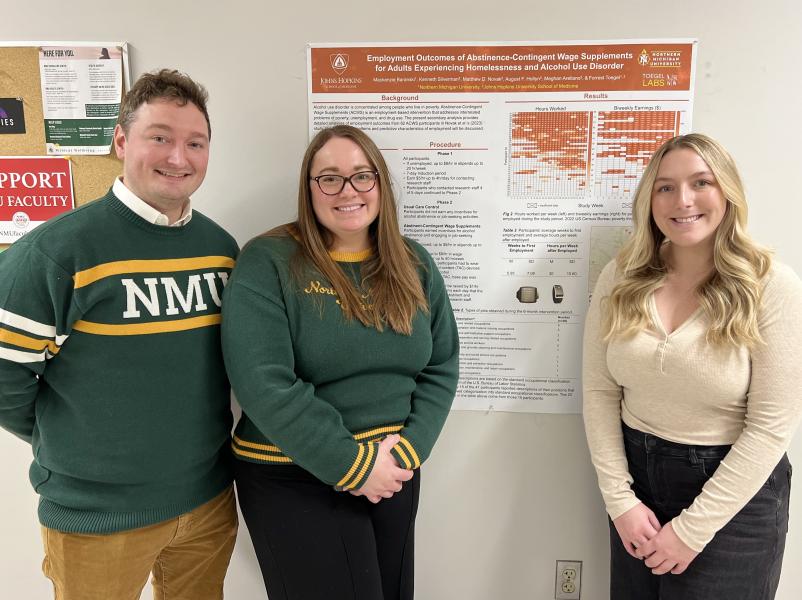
[604,133,771,347]
[117,69,211,138]
[269,125,427,335]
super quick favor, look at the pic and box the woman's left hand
[349,435,413,503]
[637,522,699,575]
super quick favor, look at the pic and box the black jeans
[610,423,791,600]
[234,460,419,600]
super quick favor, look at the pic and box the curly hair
[118,69,210,138]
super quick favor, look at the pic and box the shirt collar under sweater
[113,178,193,227]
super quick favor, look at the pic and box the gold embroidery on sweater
[304,280,338,296]
[304,280,374,310]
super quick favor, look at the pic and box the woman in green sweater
[222,125,459,600]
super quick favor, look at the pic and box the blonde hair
[267,125,427,335]
[603,133,771,347]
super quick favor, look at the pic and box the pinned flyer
[0,157,75,243]
[39,45,124,155]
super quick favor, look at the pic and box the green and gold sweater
[0,190,238,533]
[222,233,459,489]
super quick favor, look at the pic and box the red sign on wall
[0,156,74,243]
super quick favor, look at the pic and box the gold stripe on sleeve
[231,443,294,463]
[393,444,412,470]
[0,329,60,354]
[399,437,420,468]
[349,443,376,489]
[232,435,282,453]
[337,444,366,488]
[73,256,235,289]
[353,424,403,441]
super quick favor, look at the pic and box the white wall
[2,1,801,598]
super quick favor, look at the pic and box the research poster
[307,40,697,412]
[39,45,125,155]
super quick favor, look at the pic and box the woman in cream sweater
[583,133,802,599]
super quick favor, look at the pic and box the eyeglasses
[310,171,378,195]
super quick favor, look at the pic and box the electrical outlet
[554,560,582,600]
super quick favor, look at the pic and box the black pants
[235,460,420,600]
[610,422,792,600]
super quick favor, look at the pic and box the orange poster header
[310,43,694,94]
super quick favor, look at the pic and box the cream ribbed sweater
[583,260,802,552]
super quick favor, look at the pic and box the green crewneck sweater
[0,190,238,533]
[222,233,459,489]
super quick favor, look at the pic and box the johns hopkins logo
[330,54,349,75]
[0,98,26,134]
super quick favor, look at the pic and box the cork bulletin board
[0,42,130,250]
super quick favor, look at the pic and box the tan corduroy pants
[41,486,238,600]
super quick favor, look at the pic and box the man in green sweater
[0,69,238,599]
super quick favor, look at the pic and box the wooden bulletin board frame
[0,41,130,249]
